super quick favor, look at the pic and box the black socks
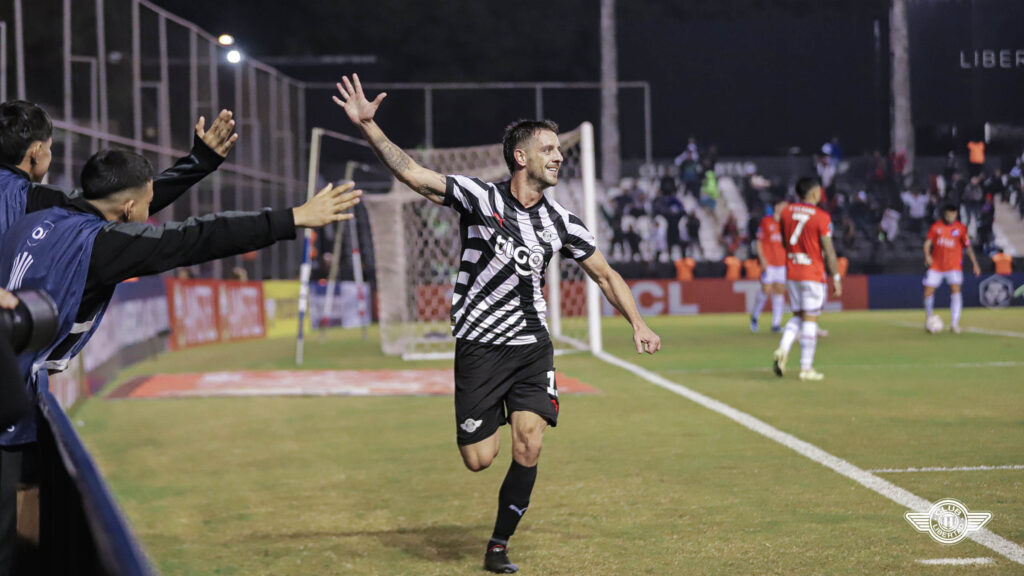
[489,460,538,546]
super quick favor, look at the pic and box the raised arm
[24,112,238,215]
[149,110,239,214]
[333,74,446,204]
[577,248,661,354]
[820,234,842,297]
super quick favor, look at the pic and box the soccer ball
[926,315,944,334]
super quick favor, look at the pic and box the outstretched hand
[332,74,387,126]
[293,181,362,228]
[195,109,239,157]
[633,324,662,355]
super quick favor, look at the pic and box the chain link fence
[0,0,308,280]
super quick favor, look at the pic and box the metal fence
[0,0,658,280]
[0,0,308,280]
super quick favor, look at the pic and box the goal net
[363,122,605,359]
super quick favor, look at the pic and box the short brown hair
[502,119,559,175]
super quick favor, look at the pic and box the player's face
[524,130,563,187]
[943,209,957,224]
[28,138,53,183]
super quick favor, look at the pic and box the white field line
[893,321,1024,339]
[916,558,994,566]
[965,326,1024,339]
[662,360,1024,375]
[870,465,1024,474]
[594,350,1024,566]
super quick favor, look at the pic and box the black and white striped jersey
[443,175,596,346]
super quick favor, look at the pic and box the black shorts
[454,337,559,446]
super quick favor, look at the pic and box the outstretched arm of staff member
[578,249,662,354]
[332,74,447,204]
[86,177,364,286]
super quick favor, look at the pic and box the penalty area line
[594,350,1024,566]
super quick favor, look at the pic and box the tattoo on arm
[364,124,446,203]
[376,138,412,175]
[421,174,446,203]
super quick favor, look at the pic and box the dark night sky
[148,0,1023,158]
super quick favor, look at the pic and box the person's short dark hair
[795,177,820,200]
[0,101,53,166]
[502,119,559,175]
[942,203,958,213]
[80,149,155,200]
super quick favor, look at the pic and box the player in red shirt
[773,178,841,381]
[923,203,981,333]
[750,199,788,333]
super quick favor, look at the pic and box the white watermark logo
[905,498,992,544]
[979,276,1014,310]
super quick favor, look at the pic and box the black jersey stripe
[457,274,523,338]
[453,264,518,335]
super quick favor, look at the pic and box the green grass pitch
[74,309,1024,575]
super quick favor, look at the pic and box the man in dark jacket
[0,100,236,575]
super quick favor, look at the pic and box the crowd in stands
[602,137,1024,271]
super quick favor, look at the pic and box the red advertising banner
[414,275,870,320]
[218,282,266,341]
[599,275,869,316]
[166,279,266,350]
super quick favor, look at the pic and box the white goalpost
[296,127,374,365]
[361,121,606,360]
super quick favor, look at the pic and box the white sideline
[870,465,1024,474]
[663,360,1024,375]
[916,558,994,566]
[594,350,1024,566]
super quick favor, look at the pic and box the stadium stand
[603,145,1024,276]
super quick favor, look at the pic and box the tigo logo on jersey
[495,235,544,276]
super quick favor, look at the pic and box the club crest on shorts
[905,498,992,544]
[460,418,483,433]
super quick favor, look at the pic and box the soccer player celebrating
[750,199,788,333]
[772,178,841,381]
[333,74,661,574]
[923,203,981,333]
